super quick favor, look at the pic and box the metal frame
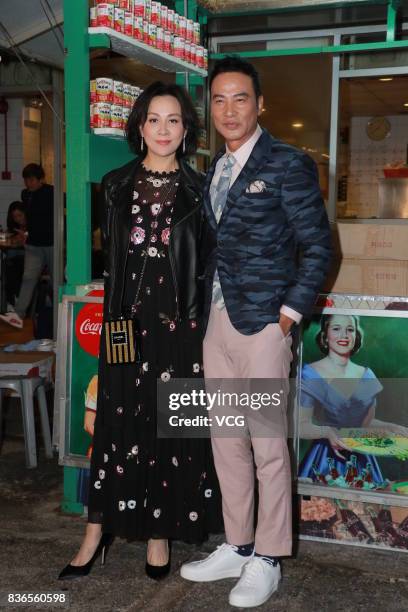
[295,302,408,508]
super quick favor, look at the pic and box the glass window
[337,75,408,219]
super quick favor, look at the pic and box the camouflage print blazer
[202,128,332,335]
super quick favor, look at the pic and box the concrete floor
[1,424,408,611]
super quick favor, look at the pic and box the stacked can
[90,2,206,70]
[90,78,143,130]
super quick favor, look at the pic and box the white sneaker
[0,312,23,329]
[229,557,281,608]
[180,543,253,582]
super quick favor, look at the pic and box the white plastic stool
[0,376,53,468]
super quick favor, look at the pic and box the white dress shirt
[210,124,302,325]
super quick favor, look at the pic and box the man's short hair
[22,163,45,180]
[209,56,262,100]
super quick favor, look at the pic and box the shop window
[341,33,408,71]
[337,75,408,219]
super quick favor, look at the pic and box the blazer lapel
[219,130,271,225]
[204,147,225,230]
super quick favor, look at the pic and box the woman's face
[325,315,357,356]
[12,209,25,227]
[140,95,185,158]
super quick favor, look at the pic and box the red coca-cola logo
[75,303,103,357]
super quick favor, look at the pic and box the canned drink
[179,15,187,39]
[113,81,123,105]
[160,4,168,29]
[204,48,208,70]
[156,26,164,51]
[122,106,131,127]
[193,22,200,44]
[163,29,171,54]
[134,0,145,18]
[94,102,111,128]
[186,18,193,42]
[149,23,157,47]
[96,77,113,103]
[123,83,133,107]
[196,46,204,69]
[96,4,112,28]
[134,16,143,40]
[174,36,184,60]
[124,11,133,36]
[114,8,125,32]
[90,104,95,129]
[174,13,180,36]
[151,1,160,25]
[167,9,174,33]
[145,0,151,20]
[89,7,97,27]
[118,0,129,8]
[111,104,124,130]
[131,85,139,104]
[90,79,97,103]
[184,41,191,64]
[143,20,149,44]
[190,43,196,65]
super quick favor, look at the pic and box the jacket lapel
[219,130,271,225]
[171,161,201,227]
[204,147,225,230]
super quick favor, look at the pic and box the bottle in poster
[327,457,340,480]
[368,506,398,545]
[336,500,373,542]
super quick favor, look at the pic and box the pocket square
[246,180,266,193]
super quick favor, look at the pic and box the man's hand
[84,409,96,436]
[279,313,294,337]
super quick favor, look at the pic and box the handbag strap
[131,174,179,312]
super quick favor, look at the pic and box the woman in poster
[299,313,408,486]
[59,82,221,581]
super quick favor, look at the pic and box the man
[0,164,54,329]
[180,57,332,607]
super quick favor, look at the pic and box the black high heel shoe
[145,540,172,580]
[58,533,113,580]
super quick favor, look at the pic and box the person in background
[4,201,26,309]
[0,164,54,329]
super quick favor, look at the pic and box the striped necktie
[211,154,235,309]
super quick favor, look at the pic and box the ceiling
[340,76,408,121]
[0,0,64,69]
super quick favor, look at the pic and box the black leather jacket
[100,157,206,321]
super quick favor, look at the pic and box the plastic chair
[0,376,53,468]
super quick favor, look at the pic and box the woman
[59,82,221,581]
[5,201,26,307]
[299,313,408,487]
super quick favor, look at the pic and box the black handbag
[105,175,177,365]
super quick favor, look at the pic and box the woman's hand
[84,409,96,436]
[326,427,353,460]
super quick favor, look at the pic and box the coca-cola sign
[75,303,103,357]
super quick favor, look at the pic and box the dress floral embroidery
[87,164,222,543]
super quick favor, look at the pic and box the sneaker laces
[199,543,238,563]
[239,557,277,587]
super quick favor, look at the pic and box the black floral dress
[88,165,222,543]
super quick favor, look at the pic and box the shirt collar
[225,124,263,168]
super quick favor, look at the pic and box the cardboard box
[323,258,408,296]
[332,224,408,261]
[0,351,55,382]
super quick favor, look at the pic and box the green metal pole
[386,0,400,42]
[64,0,91,286]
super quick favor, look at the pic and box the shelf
[88,27,207,77]
[90,129,210,157]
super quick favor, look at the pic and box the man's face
[24,176,42,191]
[210,71,263,152]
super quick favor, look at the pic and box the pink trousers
[203,304,293,556]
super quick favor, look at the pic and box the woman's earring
[182,134,186,154]
[140,135,144,152]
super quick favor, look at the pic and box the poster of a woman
[298,313,408,490]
